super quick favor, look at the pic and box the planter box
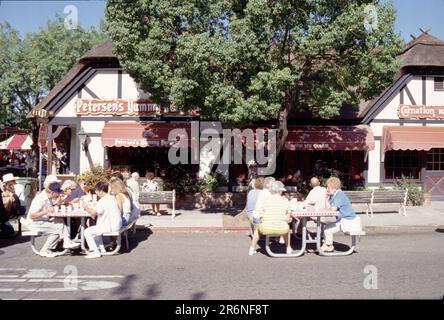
[176,192,247,211]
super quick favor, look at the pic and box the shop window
[434,77,444,91]
[385,150,421,180]
[427,148,444,171]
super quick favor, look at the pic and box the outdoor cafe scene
[3,21,444,260]
[2,2,444,307]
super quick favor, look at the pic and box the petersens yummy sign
[398,104,444,119]
[74,99,177,115]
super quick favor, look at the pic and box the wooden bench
[139,190,176,218]
[101,219,138,256]
[372,189,408,216]
[343,191,374,217]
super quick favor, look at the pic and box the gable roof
[359,32,444,121]
[399,33,444,69]
[30,38,118,116]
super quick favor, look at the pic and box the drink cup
[53,205,59,214]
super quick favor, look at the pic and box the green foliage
[77,165,112,193]
[197,172,227,193]
[395,175,424,206]
[0,17,106,128]
[162,166,199,196]
[106,0,403,126]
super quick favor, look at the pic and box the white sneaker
[248,247,256,256]
[84,251,102,259]
[39,250,58,258]
[286,247,293,255]
[63,241,80,249]
[279,236,285,244]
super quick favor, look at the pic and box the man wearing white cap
[25,182,80,257]
[43,174,62,189]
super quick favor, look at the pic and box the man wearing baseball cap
[25,181,80,257]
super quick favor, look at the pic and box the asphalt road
[0,229,443,300]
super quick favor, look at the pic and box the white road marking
[0,268,123,293]
[54,275,125,279]
[22,269,57,278]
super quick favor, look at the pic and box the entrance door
[426,148,444,201]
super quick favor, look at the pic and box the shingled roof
[30,38,117,114]
[398,32,444,69]
[79,38,117,62]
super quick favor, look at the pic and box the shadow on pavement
[435,228,444,233]
[0,234,31,249]
[125,226,153,253]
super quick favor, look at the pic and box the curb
[139,225,250,233]
[137,224,443,234]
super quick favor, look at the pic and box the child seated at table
[322,177,362,252]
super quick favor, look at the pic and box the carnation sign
[74,99,177,115]
[398,104,444,119]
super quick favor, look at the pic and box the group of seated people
[246,176,362,255]
[23,171,141,259]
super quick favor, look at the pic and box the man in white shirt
[26,182,80,257]
[305,177,327,209]
[82,181,122,259]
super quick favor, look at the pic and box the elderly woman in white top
[82,182,122,259]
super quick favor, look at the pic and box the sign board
[398,104,444,119]
[38,123,47,148]
[31,109,54,118]
[74,99,179,116]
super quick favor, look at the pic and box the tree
[106,0,403,127]
[0,17,106,175]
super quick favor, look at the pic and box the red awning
[0,134,33,150]
[284,125,375,151]
[101,121,191,148]
[383,126,444,152]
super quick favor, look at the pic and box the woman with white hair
[249,180,293,255]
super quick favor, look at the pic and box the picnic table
[48,206,92,253]
[289,208,338,257]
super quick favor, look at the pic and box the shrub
[162,166,199,196]
[77,165,112,193]
[197,172,227,194]
[395,175,424,206]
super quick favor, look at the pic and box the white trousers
[324,217,362,245]
[27,218,71,252]
[84,225,104,253]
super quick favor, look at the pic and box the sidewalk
[137,202,444,233]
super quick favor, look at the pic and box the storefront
[30,40,198,181]
[30,32,444,200]
[362,32,444,201]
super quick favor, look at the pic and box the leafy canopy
[0,17,106,128]
[106,0,403,126]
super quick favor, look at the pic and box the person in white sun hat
[43,174,62,189]
[1,173,25,219]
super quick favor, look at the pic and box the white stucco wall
[367,75,444,186]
